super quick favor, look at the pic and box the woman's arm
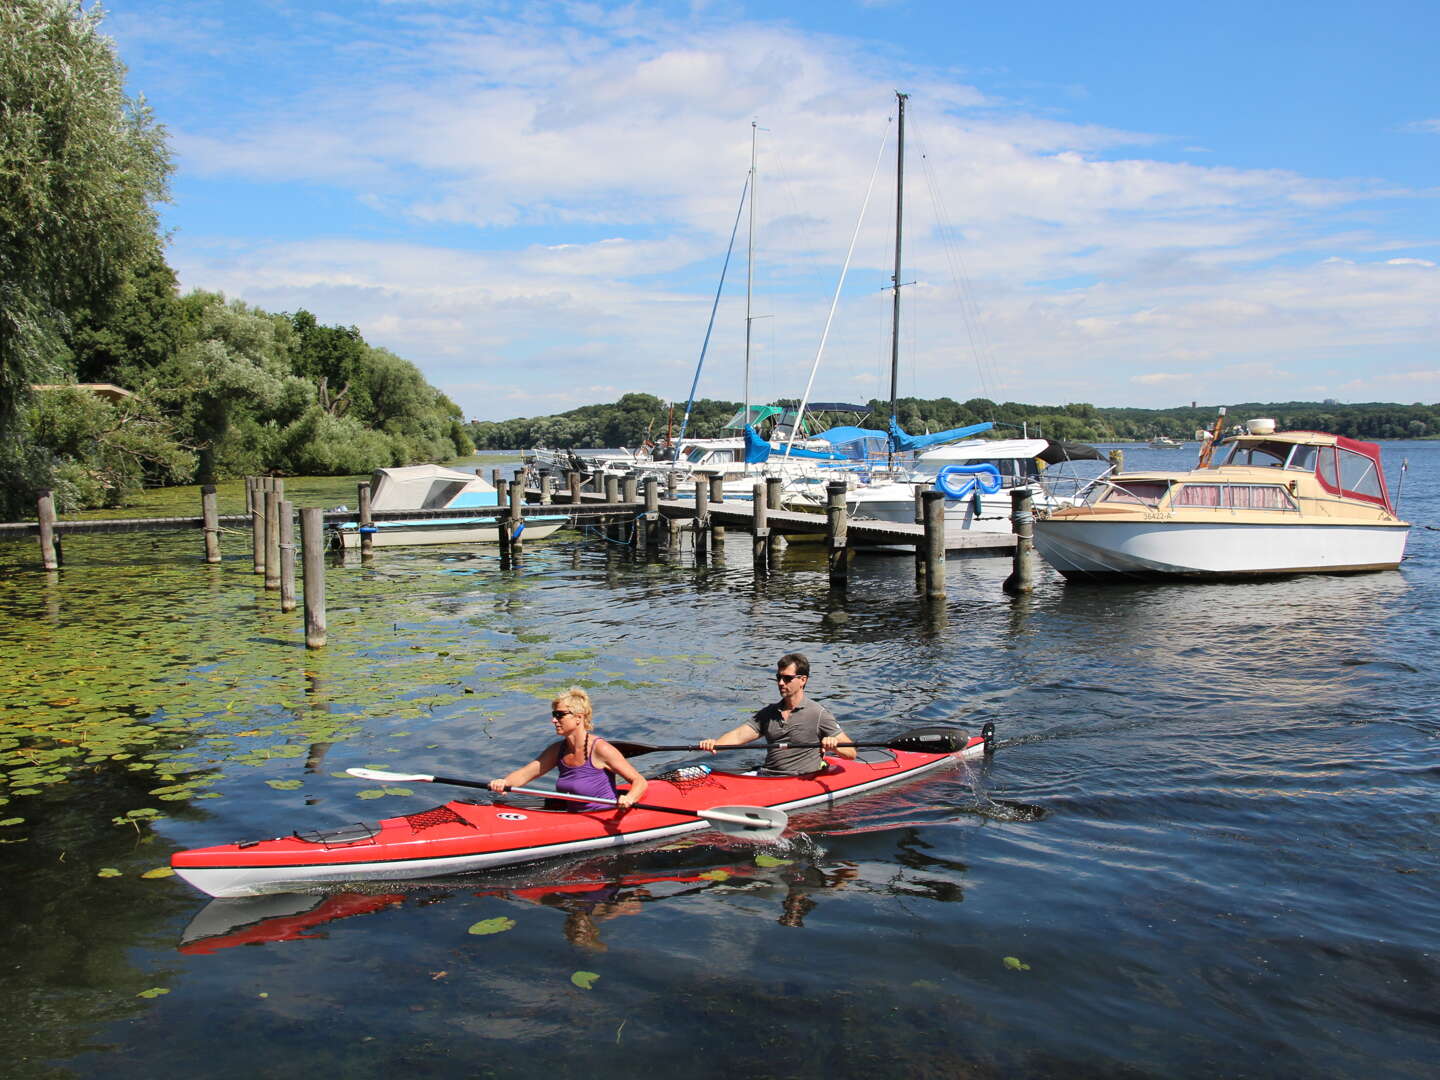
[594,740,648,807]
[488,742,562,793]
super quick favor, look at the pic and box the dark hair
[777,652,810,677]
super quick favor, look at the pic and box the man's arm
[699,721,760,753]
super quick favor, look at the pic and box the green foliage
[24,386,194,511]
[472,394,1440,449]
[0,0,171,487]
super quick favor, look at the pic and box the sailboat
[828,92,1082,534]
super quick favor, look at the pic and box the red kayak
[172,725,993,898]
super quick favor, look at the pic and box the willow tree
[0,0,171,515]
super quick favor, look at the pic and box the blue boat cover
[888,419,995,452]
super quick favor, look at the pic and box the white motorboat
[330,465,566,549]
[1032,425,1410,579]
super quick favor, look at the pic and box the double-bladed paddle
[608,724,992,759]
[345,767,787,842]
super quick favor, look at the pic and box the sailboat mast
[889,91,907,449]
[744,121,758,430]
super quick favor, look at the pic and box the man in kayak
[699,653,856,775]
[488,687,649,810]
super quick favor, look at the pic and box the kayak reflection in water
[699,653,857,775]
[488,687,649,810]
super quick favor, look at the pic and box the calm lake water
[1,446,1436,1078]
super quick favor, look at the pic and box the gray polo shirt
[753,698,841,775]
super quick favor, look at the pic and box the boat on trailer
[1033,421,1410,579]
[171,726,994,898]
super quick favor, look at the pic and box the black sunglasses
[775,673,804,683]
[551,709,573,719]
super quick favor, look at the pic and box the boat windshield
[1088,479,1170,506]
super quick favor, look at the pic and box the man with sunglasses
[699,653,856,775]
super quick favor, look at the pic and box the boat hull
[1033,517,1409,579]
[172,738,990,898]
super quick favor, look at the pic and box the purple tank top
[555,734,618,810]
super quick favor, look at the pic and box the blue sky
[103,0,1439,421]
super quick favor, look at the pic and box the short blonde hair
[552,686,594,730]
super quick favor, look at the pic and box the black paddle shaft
[610,725,989,758]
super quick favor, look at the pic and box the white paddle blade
[346,767,433,783]
[703,805,788,842]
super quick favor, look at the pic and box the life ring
[934,463,1002,499]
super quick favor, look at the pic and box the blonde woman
[489,688,648,810]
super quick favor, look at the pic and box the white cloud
[139,2,1440,417]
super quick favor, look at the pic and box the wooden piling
[693,478,709,559]
[1003,488,1037,595]
[752,481,769,572]
[279,499,297,611]
[508,475,525,555]
[300,507,327,648]
[921,490,946,600]
[201,485,221,563]
[642,477,660,549]
[567,470,582,505]
[766,476,785,557]
[263,487,281,590]
[37,490,59,571]
[622,476,638,546]
[914,484,926,584]
[540,473,553,505]
[250,476,266,574]
[826,481,849,584]
[358,480,374,558]
[709,475,725,546]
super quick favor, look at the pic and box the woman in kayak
[488,688,648,810]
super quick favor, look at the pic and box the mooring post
[540,473,553,505]
[766,476,785,557]
[1003,488,1037,595]
[201,485,221,564]
[693,477,709,560]
[914,483,927,584]
[36,490,59,571]
[708,475,725,547]
[508,475,525,556]
[490,468,503,490]
[752,480,769,572]
[279,499,297,611]
[602,475,619,540]
[300,507,327,648]
[264,486,282,590]
[666,469,677,499]
[826,480,849,585]
[922,490,946,600]
[358,480,374,558]
[1109,448,1125,473]
[495,474,509,507]
[642,477,660,549]
[250,477,266,574]
[567,470,582,505]
[621,476,638,546]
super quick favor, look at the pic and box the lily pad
[698,870,731,880]
[467,917,517,936]
[571,971,600,990]
[1003,956,1032,972]
[136,987,170,999]
[97,868,122,878]
[265,779,304,790]
[754,855,793,868]
[141,866,175,879]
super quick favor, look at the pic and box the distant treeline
[468,394,1440,450]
